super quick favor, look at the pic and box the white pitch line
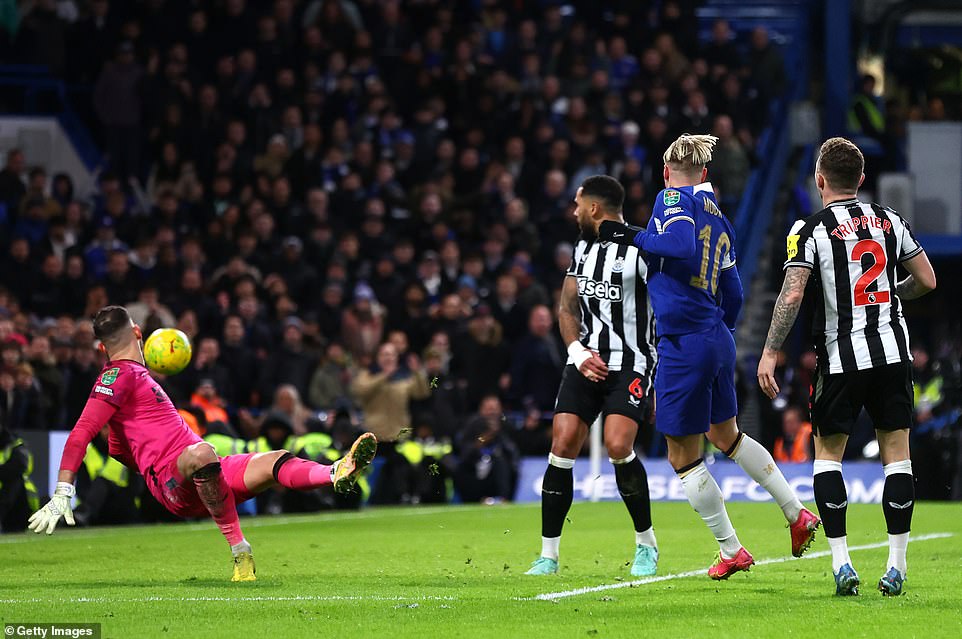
[0,594,456,605]
[529,532,954,601]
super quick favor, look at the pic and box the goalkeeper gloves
[28,481,76,535]
[598,220,646,249]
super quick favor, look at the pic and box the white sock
[729,434,803,523]
[636,527,657,549]
[230,539,251,556]
[887,532,908,576]
[827,535,852,573]
[541,536,560,561]
[680,462,741,559]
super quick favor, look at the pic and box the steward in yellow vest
[74,428,141,526]
[0,428,40,532]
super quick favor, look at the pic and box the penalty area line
[526,532,954,602]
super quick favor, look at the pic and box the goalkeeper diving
[28,305,377,582]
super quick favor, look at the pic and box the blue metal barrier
[0,64,101,171]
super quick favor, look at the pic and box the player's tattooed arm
[895,276,927,300]
[558,275,582,346]
[896,251,937,300]
[763,266,811,352]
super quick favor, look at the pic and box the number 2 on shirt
[689,224,731,295]
[851,239,890,306]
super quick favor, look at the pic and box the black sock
[541,464,573,538]
[614,457,652,534]
[882,473,915,535]
[814,470,848,538]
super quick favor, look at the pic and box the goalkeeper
[29,305,377,582]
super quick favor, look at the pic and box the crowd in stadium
[0,1,959,526]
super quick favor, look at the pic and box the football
[143,328,192,375]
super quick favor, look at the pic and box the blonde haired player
[601,134,820,579]
[28,305,377,581]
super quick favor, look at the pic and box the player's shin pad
[193,462,245,546]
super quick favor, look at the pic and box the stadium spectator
[308,342,354,411]
[0,363,44,432]
[188,378,230,429]
[0,423,39,533]
[73,427,141,526]
[380,416,455,506]
[454,305,510,409]
[709,115,751,207]
[702,19,742,71]
[756,350,798,451]
[341,283,385,364]
[351,341,430,443]
[0,149,26,215]
[508,305,563,411]
[773,406,813,463]
[126,286,176,331]
[174,337,232,404]
[26,334,63,427]
[509,406,552,457]
[748,26,786,102]
[93,41,144,181]
[911,347,962,499]
[454,395,520,504]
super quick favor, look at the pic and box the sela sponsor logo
[577,275,622,301]
[94,385,114,396]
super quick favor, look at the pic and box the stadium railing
[0,64,101,171]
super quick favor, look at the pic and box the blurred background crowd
[0,0,960,531]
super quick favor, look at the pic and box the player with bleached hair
[600,134,820,579]
[28,305,377,582]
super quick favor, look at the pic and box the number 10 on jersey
[689,224,731,295]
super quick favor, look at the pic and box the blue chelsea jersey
[645,182,737,336]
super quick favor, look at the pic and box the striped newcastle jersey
[784,198,924,374]
[566,238,657,376]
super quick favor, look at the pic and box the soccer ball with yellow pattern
[143,328,192,375]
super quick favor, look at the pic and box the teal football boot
[630,544,659,577]
[524,557,559,575]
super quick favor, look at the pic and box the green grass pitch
[3,501,961,638]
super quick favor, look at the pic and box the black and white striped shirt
[784,198,924,374]
[566,239,657,377]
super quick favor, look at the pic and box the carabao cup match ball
[143,328,193,375]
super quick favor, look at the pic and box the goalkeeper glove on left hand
[28,481,76,535]
[598,220,645,248]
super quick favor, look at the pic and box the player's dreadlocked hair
[662,134,718,172]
